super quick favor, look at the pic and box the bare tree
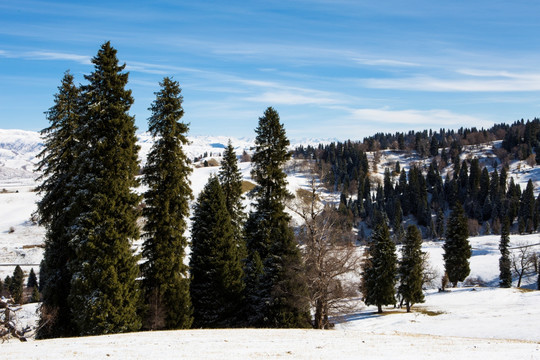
[511,242,538,287]
[289,177,362,329]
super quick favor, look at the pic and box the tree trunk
[406,301,411,313]
[517,273,523,288]
[377,304,382,314]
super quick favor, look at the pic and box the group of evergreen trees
[37,42,309,338]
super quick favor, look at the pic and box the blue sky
[1,1,540,140]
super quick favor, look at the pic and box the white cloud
[245,91,341,106]
[349,107,492,127]
[25,51,91,64]
[354,58,419,67]
[363,73,540,92]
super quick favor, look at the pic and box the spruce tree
[10,265,24,304]
[398,226,425,312]
[190,176,244,328]
[443,202,471,287]
[36,71,80,338]
[27,268,38,289]
[141,77,193,330]
[218,140,246,254]
[244,107,310,328]
[68,42,141,335]
[499,217,512,288]
[362,221,397,313]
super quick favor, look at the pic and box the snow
[1,129,540,358]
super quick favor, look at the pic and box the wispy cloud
[354,58,420,67]
[349,107,492,127]
[0,49,91,64]
[362,72,540,92]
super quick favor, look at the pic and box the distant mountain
[0,129,336,181]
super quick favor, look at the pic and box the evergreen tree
[499,218,512,288]
[190,176,244,328]
[10,265,24,304]
[35,71,80,338]
[398,225,425,312]
[141,77,193,330]
[244,107,310,328]
[519,179,535,233]
[218,140,246,254]
[68,42,141,335]
[27,268,38,289]
[443,202,471,287]
[362,221,397,313]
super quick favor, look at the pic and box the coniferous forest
[33,42,540,339]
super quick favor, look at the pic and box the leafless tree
[289,177,362,329]
[511,242,538,287]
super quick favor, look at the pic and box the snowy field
[0,130,539,358]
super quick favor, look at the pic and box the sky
[1,0,540,140]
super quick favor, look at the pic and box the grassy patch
[515,287,535,293]
[414,307,445,316]
[241,180,256,194]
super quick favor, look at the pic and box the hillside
[0,128,539,358]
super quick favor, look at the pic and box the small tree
[511,242,537,288]
[499,218,512,288]
[10,266,24,304]
[443,202,471,287]
[398,225,425,312]
[361,220,397,313]
[27,268,38,289]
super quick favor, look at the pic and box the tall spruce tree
[499,217,512,288]
[398,225,425,312]
[361,220,397,313]
[244,107,310,328]
[443,202,471,287]
[141,77,193,330]
[68,42,141,335]
[218,140,246,253]
[36,71,80,338]
[190,176,244,328]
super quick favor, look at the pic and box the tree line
[36,42,317,338]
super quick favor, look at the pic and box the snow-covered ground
[1,129,540,358]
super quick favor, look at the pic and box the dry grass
[241,180,256,194]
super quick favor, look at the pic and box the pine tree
[36,71,80,338]
[68,42,141,335]
[27,268,38,289]
[244,107,310,328]
[499,217,512,288]
[362,221,397,313]
[141,77,193,330]
[218,140,246,255]
[443,202,471,287]
[190,176,244,328]
[10,266,24,304]
[519,179,535,233]
[398,226,425,312]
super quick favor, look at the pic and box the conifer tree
[68,42,141,335]
[362,221,397,313]
[218,140,246,254]
[499,218,512,288]
[141,77,193,330]
[244,107,310,328]
[398,226,425,312]
[27,268,38,289]
[36,71,80,338]
[190,176,244,328]
[10,266,24,304]
[443,202,471,287]
[519,179,535,233]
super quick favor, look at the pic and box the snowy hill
[1,128,540,358]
